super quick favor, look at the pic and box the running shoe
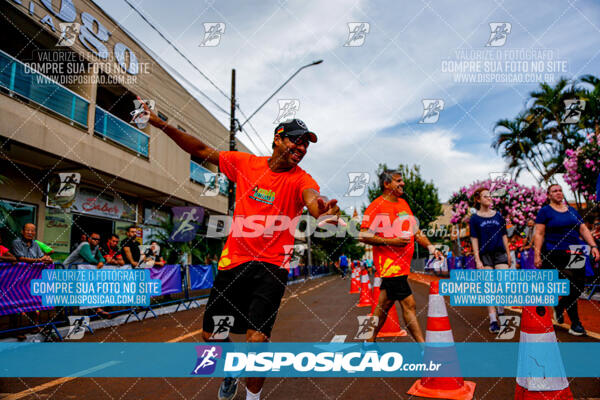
[568,322,586,336]
[489,321,500,334]
[218,377,238,400]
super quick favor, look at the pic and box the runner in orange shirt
[142,100,339,400]
[359,169,440,343]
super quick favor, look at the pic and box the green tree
[365,163,443,231]
[301,210,365,266]
[493,77,587,184]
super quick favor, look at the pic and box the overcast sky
[94,0,600,213]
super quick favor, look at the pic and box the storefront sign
[49,186,137,222]
[43,208,72,254]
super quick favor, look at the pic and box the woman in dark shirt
[469,187,511,334]
[534,184,600,336]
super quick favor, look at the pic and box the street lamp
[227,59,323,216]
[240,59,323,128]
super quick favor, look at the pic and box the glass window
[0,199,37,245]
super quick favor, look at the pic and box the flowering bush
[563,133,600,202]
[449,179,546,229]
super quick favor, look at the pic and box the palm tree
[527,77,586,180]
[492,113,546,183]
[576,74,600,137]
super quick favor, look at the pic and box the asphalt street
[1,274,599,400]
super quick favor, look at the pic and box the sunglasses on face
[284,135,310,147]
[91,237,100,241]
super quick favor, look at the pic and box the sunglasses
[90,237,100,241]
[284,134,310,146]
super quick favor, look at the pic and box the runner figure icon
[496,316,520,340]
[354,316,379,340]
[193,346,219,374]
[210,316,234,340]
[170,209,198,240]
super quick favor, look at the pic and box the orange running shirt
[360,195,416,277]
[217,151,319,270]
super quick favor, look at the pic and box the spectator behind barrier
[64,232,104,269]
[120,226,141,268]
[101,234,125,266]
[0,230,17,263]
[11,223,52,264]
[138,241,165,268]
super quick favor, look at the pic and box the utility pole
[228,69,236,216]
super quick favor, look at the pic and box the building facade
[0,0,248,260]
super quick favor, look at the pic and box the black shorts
[380,275,412,302]
[480,251,508,267]
[203,261,288,338]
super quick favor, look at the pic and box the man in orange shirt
[143,101,339,400]
[359,170,440,343]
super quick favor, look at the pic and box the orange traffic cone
[514,306,573,400]
[376,303,408,337]
[357,269,374,307]
[407,281,476,400]
[370,273,381,315]
[349,267,360,294]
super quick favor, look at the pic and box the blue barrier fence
[0,262,332,338]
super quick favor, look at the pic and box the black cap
[274,119,317,143]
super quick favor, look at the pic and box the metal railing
[94,106,149,157]
[190,160,228,195]
[0,49,89,127]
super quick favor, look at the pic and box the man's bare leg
[399,295,425,343]
[367,289,394,342]
[245,329,268,394]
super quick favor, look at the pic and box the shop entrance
[69,214,114,252]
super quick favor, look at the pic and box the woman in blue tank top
[534,184,600,336]
[469,187,511,334]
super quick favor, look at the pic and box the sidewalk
[407,272,600,338]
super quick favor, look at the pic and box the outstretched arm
[302,189,340,219]
[139,97,220,165]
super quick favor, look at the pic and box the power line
[236,106,271,154]
[122,0,231,104]
[121,0,271,155]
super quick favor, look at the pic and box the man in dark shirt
[120,226,141,267]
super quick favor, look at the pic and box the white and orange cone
[514,306,573,400]
[349,267,360,294]
[407,280,476,400]
[357,268,374,307]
